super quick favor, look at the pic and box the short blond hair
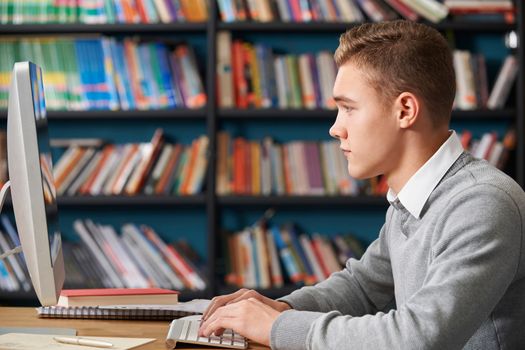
[334,20,456,125]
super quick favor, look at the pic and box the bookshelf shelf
[219,285,300,299]
[218,108,515,120]
[56,195,207,207]
[0,108,511,121]
[217,20,515,32]
[0,109,207,121]
[217,195,387,207]
[0,289,209,306]
[0,23,207,35]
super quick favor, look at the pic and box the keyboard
[166,315,248,349]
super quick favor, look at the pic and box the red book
[57,288,179,307]
[232,41,248,108]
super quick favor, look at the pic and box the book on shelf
[216,33,337,110]
[444,0,515,22]
[56,288,180,307]
[452,50,517,111]
[52,130,209,196]
[0,0,209,24]
[0,215,31,293]
[0,37,206,111]
[0,131,6,188]
[215,132,384,196]
[460,128,516,171]
[70,219,207,291]
[221,217,365,289]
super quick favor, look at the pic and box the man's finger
[200,316,238,338]
[226,289,258,306]
[202,289,247,321]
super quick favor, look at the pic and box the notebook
[37,299,211,321]
[166,315,248,349]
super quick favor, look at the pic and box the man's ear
[394,92,420,129]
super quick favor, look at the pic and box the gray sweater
[271,153,525,350]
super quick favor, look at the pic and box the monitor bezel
[7,61,64,306]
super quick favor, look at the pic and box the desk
[0,308,268,350]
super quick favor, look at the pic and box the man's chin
[347,166,378,180]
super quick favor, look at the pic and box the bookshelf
[0,1,523,305]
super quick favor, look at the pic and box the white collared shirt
[386,131,464,219]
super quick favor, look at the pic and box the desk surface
[0,307,268,350]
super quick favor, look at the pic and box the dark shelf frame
[218,20,515,32]
[1,7,523,305]
[218,195,387,207]
[0,23,207,35]
[0,289,209,306]
[218,108,516,120]
[0,109,206,121]
[57,195,207,207]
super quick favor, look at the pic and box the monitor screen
[29,64,60,266]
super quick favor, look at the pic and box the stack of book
[53,130,209,197]
[0,0,209,24]
[217,0,514,24]
[459,128,516,170]
[222,221,364,289]
[68,219,207,291]
[217,32,337,110]
[453,51,518,110]
[0,38,206,111]
[216,131,386,197]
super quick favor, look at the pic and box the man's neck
[387,129,451,194]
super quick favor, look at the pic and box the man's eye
[344,106,353,113]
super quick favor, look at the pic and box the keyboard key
[220,335,234,345]
[210,335,221,344]
[198,336,211,343]
[180,319,190,340]
[187,320,200,341]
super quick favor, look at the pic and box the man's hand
[198,297,283,346]
[201,288,291,321]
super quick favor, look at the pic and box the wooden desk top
[0,308,269,350]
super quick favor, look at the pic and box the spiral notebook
[37,299,211,321]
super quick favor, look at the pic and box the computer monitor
[4,61,65,306]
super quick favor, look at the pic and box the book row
[0,215,207,293]
[216,34,518,111]
[454,52,517,110]
[216,128,516,197]
[0,0,208,24]
[217,0,514,24]
[459,128,516,170]
[0,37,206,111]
[53,130,209,197]
[221,218,364,289]
[216,131,379,196]
[70,219,207,291]
[47,126,518,200]
[217,32,338,110]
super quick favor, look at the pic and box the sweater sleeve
[270,185,522,350]
[278,207,395,316]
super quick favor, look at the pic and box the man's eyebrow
[333,96,356,103]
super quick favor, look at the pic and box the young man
[199,20,525,349]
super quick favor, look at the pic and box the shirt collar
[387,131,464,219]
